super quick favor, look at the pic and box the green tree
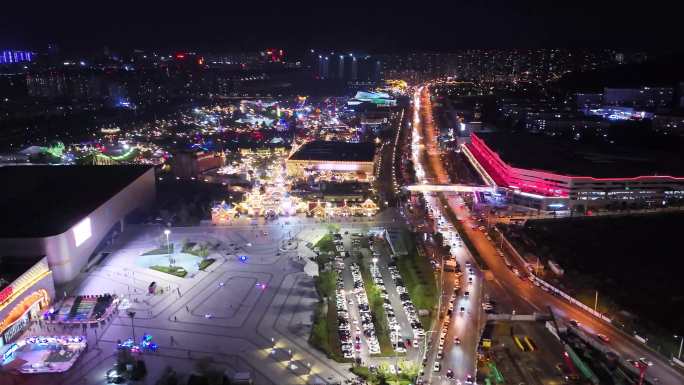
[132,360,147,380]
[317,270,336,299]
[197,243,210,260]
[326,223,341,234]
[178,204,192,225]
[433,232,444,246]
[192,356,222,385]
[377,361,390,377]
[398,359,419,379]
[194,356,213,375]
[116,348,134,373]
[155,366,179,385]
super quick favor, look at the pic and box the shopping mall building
[0,257,54,349]
[0,165,155,347]
[463,132,684,211]
[286,140,377,181]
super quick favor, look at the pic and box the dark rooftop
[321,181,371,195]
[0,256,45,290]
[289,141,375,162]
[0,165,152,238]
[476,132,684,178]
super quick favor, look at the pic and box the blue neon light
[0,50,33,64]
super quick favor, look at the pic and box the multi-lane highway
[412,86,483,385]
[410,84,684,385]
[419,194,484,385]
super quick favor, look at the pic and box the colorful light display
[117,334,158,353]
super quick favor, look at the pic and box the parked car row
[331,233,360,359]
[334,260,356,358]
[387,261,425,340]
[368,261,406,353]
[335,276,356,358]
[349,263,381,355]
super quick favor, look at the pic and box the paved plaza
[2,211,403,385]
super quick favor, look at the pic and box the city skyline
[1,2,681,53]
[1,4,683,385]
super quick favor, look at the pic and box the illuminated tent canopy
[347,91,396,107]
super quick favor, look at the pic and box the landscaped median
[351,361,419,385]
[198,258,215,271]
[149,265,187,277]
[309,291,346,362]
[309,233,348,362]
[314,233,337,256]
[397,230,437,328]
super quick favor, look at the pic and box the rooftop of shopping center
[289,141,376,163]
[0,165,152,237]
[474,132,684,178]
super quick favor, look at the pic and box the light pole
[164,229,171,267]
[393,324,399,375]
[675,335,684,360]
[419,330,438,385]
[435,251,445,320]
[127,311,136,343]
[594,290,599,313]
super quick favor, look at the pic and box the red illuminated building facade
[464,133,684,211]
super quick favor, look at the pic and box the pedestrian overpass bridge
[404,184,494,193]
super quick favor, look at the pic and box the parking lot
[320,228,431,378]
[333,230,427,364]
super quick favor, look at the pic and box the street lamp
[393,324,400,374]
[675,335,684,360]
[164,229,171,251]
[418,330,438,384]
[164,229,171,266]
[127,311,136,343]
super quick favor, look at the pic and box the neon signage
[0,286,12,304]
[3,343,18,361]
[3,314,29,343]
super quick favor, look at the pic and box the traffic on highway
[411,86,483,385]
[407,83,684,385]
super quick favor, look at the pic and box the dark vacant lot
[518,213,684,333]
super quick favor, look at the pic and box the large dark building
[0,165,156,284]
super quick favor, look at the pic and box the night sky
[0,2,679,54]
